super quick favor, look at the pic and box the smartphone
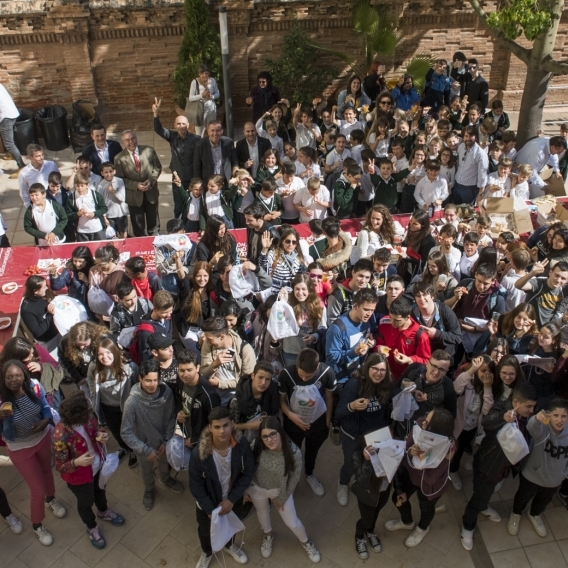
[226,348,236,359]
[491,312,500,323]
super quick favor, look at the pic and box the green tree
[172,0,222,108]
[467,0,566,146]
[265,25,336,105]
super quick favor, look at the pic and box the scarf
[132,276,152,301]
[282,250,299,274]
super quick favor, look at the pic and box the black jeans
[0,234,10,248]
[0,486,12,518]
[76,229,106,242]
[196,505,235,556]
[67,471,108,529]
[0,117,25,168]
[513,473,558,516]
[184,219,200,233]
[100,402,129,451]
[462,467,498,531]
[394,466,440,530]
[339,432,358,485]
[356,487,391,538]
[284,414,328,476]
[450,427,477,473]
[173,180,188,219]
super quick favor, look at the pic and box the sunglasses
[283,239,297,245]
[309,273,323,280]
[379,101,392,106]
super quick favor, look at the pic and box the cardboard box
[546,176,567,197]
[483,197,535,236]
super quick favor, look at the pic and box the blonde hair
[518,164,533,177]
[307,177,320,191]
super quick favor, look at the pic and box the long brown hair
[271,226,305,274]
[200,215,236,257]
[405,209,431,252]
[94,337,127,383]
[289,273,322,330]
[501,303,538,337]
[357,353,394,405]
[23,275,54,303]
[181,261,212,324]
[64,322,109,367]
[422,250,451,286]
[364,205,395,244]
[256,416,296,480]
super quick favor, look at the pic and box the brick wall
[0,0,567,133]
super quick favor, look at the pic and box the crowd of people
[1,54,568,568]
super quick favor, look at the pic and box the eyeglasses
[369,366,387,373]
[261,432,278,442]
[428,360,449,375]
[501,372,516,378]
[283,239,297,245]
[308,273,323,280]
[379,101,392,106]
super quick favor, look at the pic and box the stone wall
[0,0,567,133]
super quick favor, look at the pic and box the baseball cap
[147,333,175,351]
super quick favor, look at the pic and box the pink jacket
[453,371,494,439]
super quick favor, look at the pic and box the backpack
[129,323,157,365]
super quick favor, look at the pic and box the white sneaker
[302,540,321,563]
[261,533,274,558]
[225,543,248,564]
[337,483,349,506]
[507,513,521,536]
[34,525,54,546]
[463,458,474,471]
[195,552,212,568]
[450,471,463,490]
[5,513,22,534]
[385,519,415,531]
[481,506,501,522]
[528,514,547,537]
[493,481,503,493]
[305,474,324,496]
[461,526,473,551]
[45,498,67,518]
[405,526,429,547]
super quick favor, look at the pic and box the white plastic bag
[166,434,191,471]
[99,450,120,489]
[210,508,245,553]
[117,325,138,349]
[369,439,406,482]
[391,386,419,422]
[87,286,115,316]
[497,421,530,465]
[289,383,327,425]
[411,425,452,469]
[51,295,89,336]
[228,265,259,299]
[105,225,116,239]
[153,233,194,252]
[266,300,299,340]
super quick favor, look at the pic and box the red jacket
[52,413,103,485]
[376,317,431,381]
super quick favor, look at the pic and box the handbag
[497,421,530,465]
[99,446,120,489]
[185,79,205,126]
[266,300,300,340]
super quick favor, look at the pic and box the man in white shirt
[18,144,59,207]
[0,83,25,176]
[453,126,488,205]
[293,177,330,223]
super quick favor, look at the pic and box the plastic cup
[542,411,552,425]
[95,431,105,442]
[1,402,13,414]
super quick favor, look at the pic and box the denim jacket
[0,379,53,442]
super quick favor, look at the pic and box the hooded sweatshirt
[318,231,353,279]
[454,278,506,321]
[522,416,568,488]
[120,382,176,457]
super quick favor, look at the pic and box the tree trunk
[516,63,552,148]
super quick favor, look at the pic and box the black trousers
[184,219,200,233]
[394,466,440,530]
[450,427,477,473]
[513,473,558,516]
[0,486,12,518]
[284,415,328,476]
[67,471,108,529]
[76,229,106,242]
[0,234,10,248]
[173,180,188,219]
[462,467,498,531]
[356,487,391,538]
[100,402,130,451]
[196,504,236,556]
[130,194,160,237]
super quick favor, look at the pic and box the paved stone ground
[1,107,568,568]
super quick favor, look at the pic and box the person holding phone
[52,391,125,549]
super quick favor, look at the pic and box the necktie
[133,152,141,173]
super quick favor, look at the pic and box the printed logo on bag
[55,299,73,311]
[178,235,189,246]
[277,309,285,321]
[298,399,316,408]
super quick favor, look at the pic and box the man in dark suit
[114,130,162,237]
[193,121,238,183]
[235,122,272,179]
[81,124,123,176]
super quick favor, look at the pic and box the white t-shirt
[482,172,512,199]
[276,176,304,220]
[350,145,363,167]
[295,123,321,150]
[75,191,103,234]
[460,251,479,278]
[32,201,64,246]
[325,148,351,168]
[187,195,201,221]
[212,447,232,500]
[206,191,224,217]
[367,132,390,158]
[295,161,322,186]
[293,186,330,223]
[511,180,530,201]
[501,270,527,312]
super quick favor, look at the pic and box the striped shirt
[259,249,303,295]
[455,142,488,189]
[12,395,43,444]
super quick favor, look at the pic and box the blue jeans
[453,182,478,206]
[0,117,25,168]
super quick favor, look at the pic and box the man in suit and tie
[114,130,162,237]
[193,120,238,183]
[236,122,272,179]
[81,124,123,176]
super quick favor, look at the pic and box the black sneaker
[117,449,126,461]
[143,489,155,511]
[128,453,138,468]
[366,532,382,552]
[236,500,254,521]
[356,538,369,560]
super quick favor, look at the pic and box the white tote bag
[210,508,246,553]
[391,386,419,422]
[87,286,115,316]
[105,225,116,239]
[289,383,327,425]
[266,300,300,340]
[51,295,88,336]
[411,425,452,469]
[497,421,530,465]
[98,450,120,489]
[228,265,259,299]
[166,433,191,471]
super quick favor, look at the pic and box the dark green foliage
[265,25,336,105]
[173,0,222,108]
